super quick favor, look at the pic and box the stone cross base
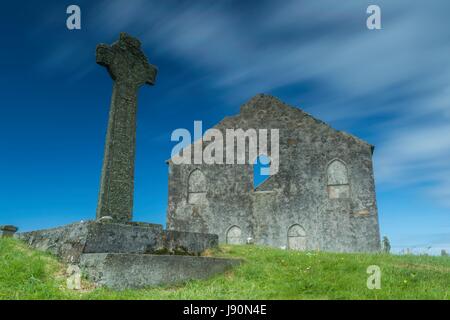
[17,221,218,263]
[16,221,240,289]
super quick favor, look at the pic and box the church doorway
[226,226,242,244]
[288,224,306,250]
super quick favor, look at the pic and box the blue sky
[0,0,449,254]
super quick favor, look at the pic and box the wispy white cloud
[375,123,450,184]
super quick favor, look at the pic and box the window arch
[226,225,242,244]
[188,169,207,204]
[326,159,350,199]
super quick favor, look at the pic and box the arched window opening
[188,169,207,204]
[327,160,350,199]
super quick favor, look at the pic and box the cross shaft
[96,33,157,222]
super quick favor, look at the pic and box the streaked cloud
[35,0,450,210]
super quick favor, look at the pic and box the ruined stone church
[166,94,381,252]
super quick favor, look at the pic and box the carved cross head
[96,32,157,87]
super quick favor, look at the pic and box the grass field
[0,238,448,300]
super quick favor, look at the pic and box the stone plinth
[17,221,218,264]
[16,221,241,289]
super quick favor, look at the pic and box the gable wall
[166,95,380,252]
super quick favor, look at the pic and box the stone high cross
[96,33,157,223]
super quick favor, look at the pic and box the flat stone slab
[17,221,218,263]
[1,225,18,232]
[1,225,18,238]
[80,253,241,290]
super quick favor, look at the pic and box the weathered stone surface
[167,94,381,252]
[66,265,82,290]
[80,253,241,290]
[0,225,18,238]
[17,221,218,263]
[162,230,218,255]
[96,32,157,223]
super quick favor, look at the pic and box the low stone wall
[16,222,90,263]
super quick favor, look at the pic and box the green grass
[0,238,449,300]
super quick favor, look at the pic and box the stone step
[80,253,241,290]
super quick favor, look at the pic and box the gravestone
[96,33,157,223]
[66,264,81,290]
